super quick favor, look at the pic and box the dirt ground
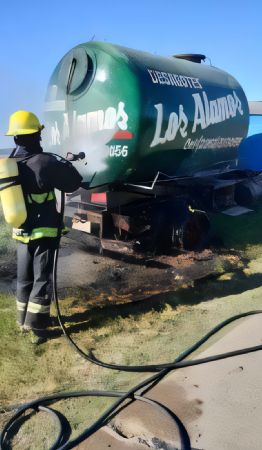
[0,235,243,303]
[1,214,262,449]
[58,239,242,302]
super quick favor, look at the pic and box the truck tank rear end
[45,42,249,185]
[45,42,254,253]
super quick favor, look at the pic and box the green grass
[1,205,262,448]
[1,260,262,448]
[0,208,15,256]
[210,204,262,258]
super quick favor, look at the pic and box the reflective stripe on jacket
[11,145,82,243]
[27,191,55,204]
[12,190,67,243]
[12,226,68,243]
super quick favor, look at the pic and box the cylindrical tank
[0,158,27,227]
[44,42,249,186]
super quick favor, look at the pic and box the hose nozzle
[66,152,86,161]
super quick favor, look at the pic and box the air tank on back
[45,42,249,186]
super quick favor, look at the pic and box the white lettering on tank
[150,103,188,147]
[62,113,69,140]
[147,69,203,89]
[109,145,128,157]
[76,102,128,134]
[150,90,244,148]
[104,107,117,129]
[179,105,189,138]
[150,104,166,147]
[116,102,128,130]
[192,90,243,133]
[51,121,61,145]
[53,102,129,144]
[85,111,98,132]
[192,93,207,132]
[148,69,159,84]
[233,91,243,115]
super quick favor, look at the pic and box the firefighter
[6,110,83,344]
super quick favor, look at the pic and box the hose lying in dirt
[0,391,191,450]
[2,191,262,450]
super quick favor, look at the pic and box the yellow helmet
[6,110,44,136]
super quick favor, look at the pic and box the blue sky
[0,0,261,147]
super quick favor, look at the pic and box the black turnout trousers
[16,238,57,330]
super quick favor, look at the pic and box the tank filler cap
[173,54,206,63]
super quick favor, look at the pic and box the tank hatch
[174,54,206,63]
[58,47,94,95]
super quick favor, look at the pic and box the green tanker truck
[45,42,261,253]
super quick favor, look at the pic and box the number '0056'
[109,145,128,157]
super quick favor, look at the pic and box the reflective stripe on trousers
[16,239,56,330]
[27,302,51,314]
[16,299,51,328]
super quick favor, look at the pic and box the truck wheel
[176,212,210,251]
